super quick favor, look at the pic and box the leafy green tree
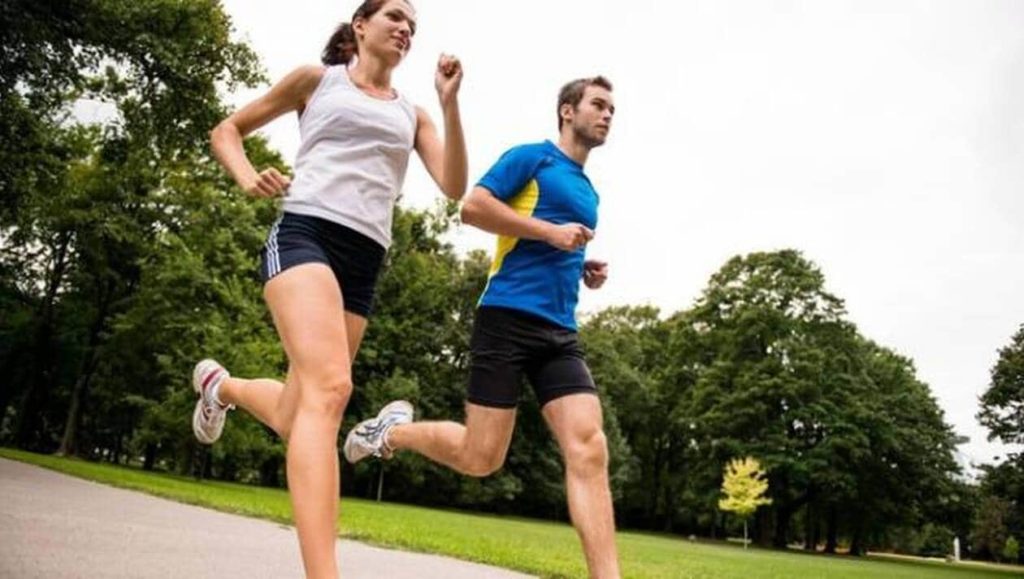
[683,250,853,546]
[974,457,1024,560]
[1003,536,1020,563]
[0,0,263,453]
[677,250,961,550]
[843,341,961,555]
[979,324,1024,448]
[973,495,1011,561]
[109,138,285,476]
[975,326,1024,562]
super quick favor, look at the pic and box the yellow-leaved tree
[718,457,772,549]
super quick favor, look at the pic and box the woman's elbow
[209,120,240,153]
[445,184,467,202]
[209,122,228,153]
[210,119,226,139]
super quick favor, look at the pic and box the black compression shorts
[467,306,598,408]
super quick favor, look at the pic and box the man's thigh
[528,335,598,408]
[463,402,518,461]
[541,393,604,452]
[467,307,545,408]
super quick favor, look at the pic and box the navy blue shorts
[467,306,598,408]
[260,212,386,318]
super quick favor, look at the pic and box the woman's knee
[296,371,353,419]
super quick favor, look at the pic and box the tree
[676,250,961,551]
[0,0,263,453]
[719,456,772,548]
[974,325,1024,563]
[974,457,1024,563]
[684,250,854,547]
[844,341,962,555]
[973,496,1011,561]
[1004,536,1020,563]
[978,324,1024,448]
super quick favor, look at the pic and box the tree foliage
[979,324,1024,447]
[719,456,772,519]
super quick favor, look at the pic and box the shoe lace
[200,399,224,423]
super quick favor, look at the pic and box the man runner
[345,75,620,579]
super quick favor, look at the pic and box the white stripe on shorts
[265,218,282,278]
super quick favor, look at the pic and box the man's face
[567,85,615,148]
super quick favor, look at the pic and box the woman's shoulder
[283,64,329,91]
[265,65,331,112]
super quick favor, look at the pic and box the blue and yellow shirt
[476,140,599,331]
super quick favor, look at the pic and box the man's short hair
[557,76,613,129]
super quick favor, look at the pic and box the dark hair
[322,0,412,65]
[557,76,613,129]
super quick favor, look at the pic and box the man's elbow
[460,198,480,225]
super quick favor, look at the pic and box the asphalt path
[0,458,535,579]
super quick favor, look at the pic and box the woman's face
[355,0,417,64]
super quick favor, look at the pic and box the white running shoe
[343,400,414,464]
[191,359,234,444]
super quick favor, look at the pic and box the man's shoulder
[499,141,551,160]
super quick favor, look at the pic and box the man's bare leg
[543,394,620,579]
[385,403,516,477]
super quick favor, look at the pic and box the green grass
[2,448,1021,579]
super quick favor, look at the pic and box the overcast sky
[218,0,1024,468]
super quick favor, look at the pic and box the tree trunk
[809,506,821,551]
[201,449,213,479]
[56,370,92,456]
[111,432,123,464]
[57,282,111,456]
[0,347,21,430]
[825,506,838,554]
[15,232,71,449]
[143,443,157,471]
[756,508,772,546]
[849,525,865,556]
[772,487,813,549]
[661,478,676,533]
[773,505,791,549]
[648,437,662,527]
[376,462,384,501]
[804,502,821,551]
[259,456,280,487]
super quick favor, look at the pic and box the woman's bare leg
[218,310,365,441]
[260,263,364,579]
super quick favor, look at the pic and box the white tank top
[283,65,417,249]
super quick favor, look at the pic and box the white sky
[219,0,1024,468]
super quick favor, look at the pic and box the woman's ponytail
[321,22,357,65]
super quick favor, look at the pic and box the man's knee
[462,448,506,477]
[565,428,609,477]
